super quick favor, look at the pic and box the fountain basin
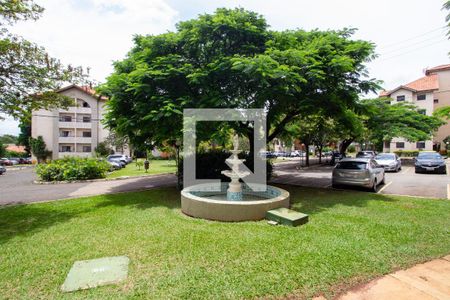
[181,183,290,221]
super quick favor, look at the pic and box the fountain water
[221,135,250,201]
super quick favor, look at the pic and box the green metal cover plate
[266,208,309,227]
[61,256,130,292]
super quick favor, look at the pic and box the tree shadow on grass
[273,184,399,215]
[0,186,181,246]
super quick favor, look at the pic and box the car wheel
[415,168,420,174]
[380,175,385,185]
[371,179,378,193]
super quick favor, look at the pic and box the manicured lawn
[106,159,176,178]
[0,186,449,299]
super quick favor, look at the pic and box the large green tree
[338,98,444,153]
[100,8,378,152]
[0,0,87,117]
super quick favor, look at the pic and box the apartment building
[380,64,450,152]
[31,84,115,159]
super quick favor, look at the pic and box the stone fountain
[221,135,250,201]
[181,135,290,222]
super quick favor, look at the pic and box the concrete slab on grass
[266,207,308,227]
[61,256,130,292]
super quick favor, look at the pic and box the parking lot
[271,160,450,199]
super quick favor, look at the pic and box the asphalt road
[271,160,450,199]
[0,167,177,206]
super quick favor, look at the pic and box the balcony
[59,106,92,114]
[58,120,92,129]
[58,152,92,158]
[58,136,92,144]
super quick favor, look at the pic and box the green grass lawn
[106,159,176,178]
[0,186,449,299]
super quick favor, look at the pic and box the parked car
[356,151,377,159]
[107,154,129,165]
[330,151,346,165]
[0,165,6,175]
[273,151,288,157]
[290,150,305,157]
[8,158,20,165]
[0,158,13,166]
[259,151,276,159]
[107,157,126,168]
[374,153,401,172]
[332,158,385,192]
[107,160,122,170]
[414,152,447,174]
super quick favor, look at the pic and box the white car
[107,154,131,164]
[332,158,385,192]
[374,153,401,172]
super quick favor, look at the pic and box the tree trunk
[304,142,310,167]
[318,145,323,164]
[339,138,354,155]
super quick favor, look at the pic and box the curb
[33,172,176,185]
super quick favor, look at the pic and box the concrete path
[0,167,177,206]
[315,255,450,300]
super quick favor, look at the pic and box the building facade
[31,85,115,159]
[380,64,450,152]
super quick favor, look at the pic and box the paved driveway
[271,160,450,199]
[0,168,177,206]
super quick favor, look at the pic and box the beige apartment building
[380,64,450,152]
[31,84,115,159]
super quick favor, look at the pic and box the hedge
[36,157,110,182]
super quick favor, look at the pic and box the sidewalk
[316,255,450,300]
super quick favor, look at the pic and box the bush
[36,157,110,182]
[177,150,273,187]
[347,145,356,153]
[393,150,420,157]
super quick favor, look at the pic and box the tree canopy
[100,8,379,150]
[0,0,87,118]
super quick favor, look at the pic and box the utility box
[266,208,308,227]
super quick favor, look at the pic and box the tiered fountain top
[221,135,250,180]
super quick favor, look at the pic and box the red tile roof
[379,74,439,97]
[5,144,26,153]
[57,84,108,100]
[425,64,450,75]
[404,74,439,91]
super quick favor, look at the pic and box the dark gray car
[415,152,447,174]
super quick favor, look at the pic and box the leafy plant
[29,136,51,163]
[36,157,110,181]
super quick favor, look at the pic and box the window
[434,99,439,104]
[396,142,405,149]
[82,101,90,108]
[417,94,426,101]
[396,95,405,101]
[61,146,72,152]
[416,142,425,149]
[418,109,426,115]
[384,141,390,148]
[82,131,91,137]
[82,116,91,123]
[60,115,72,122]
[60,131,70,137]
[82,145,91,152]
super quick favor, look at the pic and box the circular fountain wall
[181,183,290,221]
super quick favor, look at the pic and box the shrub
[36,157,110,182]
[177,150,273,187]
[393,150,420,157]
[347,145,356,153]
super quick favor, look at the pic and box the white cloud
[10,0,178,82]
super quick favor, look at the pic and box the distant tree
[17,119,31,154]
[95,142,113,157]
[338,98,444,153]
[0,140,6,157]
[0,0,87,117]
[0,134,18,144]
[29,136,50,163]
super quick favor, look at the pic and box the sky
[1,0,449,135]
